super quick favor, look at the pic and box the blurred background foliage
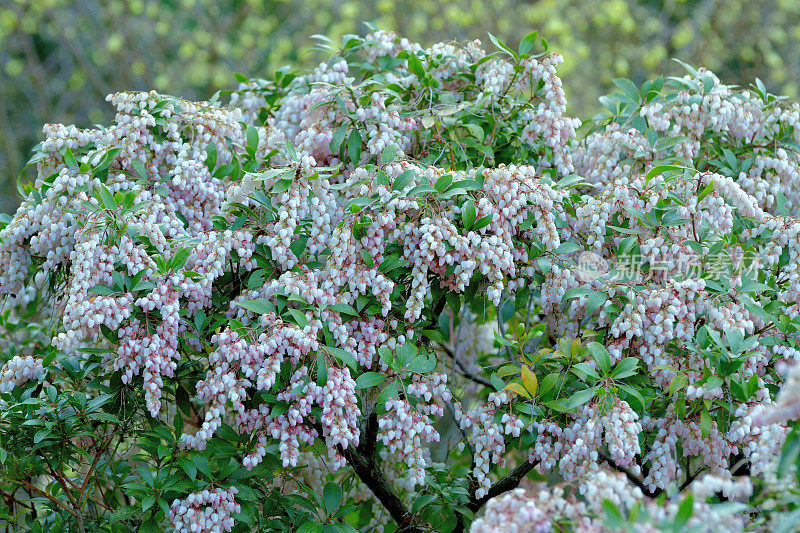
[1,0,799,213]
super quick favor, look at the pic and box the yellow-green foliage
[1,0,799,212]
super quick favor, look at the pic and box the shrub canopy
[2,29,800,532]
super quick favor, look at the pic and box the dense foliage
[3,28,800,532]
[2,0,800,213]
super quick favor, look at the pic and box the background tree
[2,0,799,212]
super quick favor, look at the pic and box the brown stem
[42,455,81,511]
[439,342,494,388]
[81,433,115,493]
[337,411,418,531]
[466,459,537,512]
[339,444,417,532]
[600,451,659,498]
[314,411,417,531]
[16,479,79,519]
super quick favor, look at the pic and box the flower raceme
[1,28,800,532]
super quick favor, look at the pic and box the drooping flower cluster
[454,391,525,498]
[577,65,800,213]
[0,355,43,393]
[469,488,551,533]
[168,487,240,533]
[469,470,753,533]
[378,371,451,488]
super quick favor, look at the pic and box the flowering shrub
[2,28,800,532]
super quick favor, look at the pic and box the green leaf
[461,198,476,230]
[554,174,590,189]
[381,144,397,164]
[246,125,259,152]
[237,298,276,315]
[742,299,772,325]
[490,372,505,391]
[63,148,78,169]
[571,362,600,381]
[587,342,611,375]
[88,412,121,423]
[393,169,415,191]
[473,214,493,231]
[170,246,192,271]
[378,346,393,368]
[378,256,409,273]
[99,186,117,210]
[669,374,688,396]
[645,164,687,181]
[330,125,348,153]
[205,142,217,171]
[407,184,437,196]
[347,130,363,165]
[487,32,516,57]
[563,287,592,300]
[131,159,147,180]
[405,354,436,374]
[412,494,437,514]
[612,78,640,103]
[617,383,646,413]
[316,351,328,386]
[518,30,539,55]
[396,341,418,367]
[141,494,156,512]
[705,375,724,391]
[194,454,212,479]
[323,482,342,514]
[566,387,597,409]
[88,285,115,296]
[138,465,154,486]
[700,408,712,439]
[602,499,625,529]
[297,523,323,533]
[359,250,375,268]
[611,358,639,379]
[327,347,358,370]
[178,457,197,480]
[285,140,298,160]
[675,494,694,529]
[33,429,51,444]
[287,309,309,328]
[328,302,358,316]
[730,379,747,402]
[271,177,293,195]
[407,52,425,78]
[377,380,400,407]
[355,372,386,389]
[586,291,608,314]
[554,242,582,254]
[434,174,453,192]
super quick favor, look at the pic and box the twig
[466,459,538,512]
[11,479,79,519]
[439,342,493,388]
[599,451,658,498]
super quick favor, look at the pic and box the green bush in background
[1,0,799,213]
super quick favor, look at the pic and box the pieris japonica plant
[2,25,800,532]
